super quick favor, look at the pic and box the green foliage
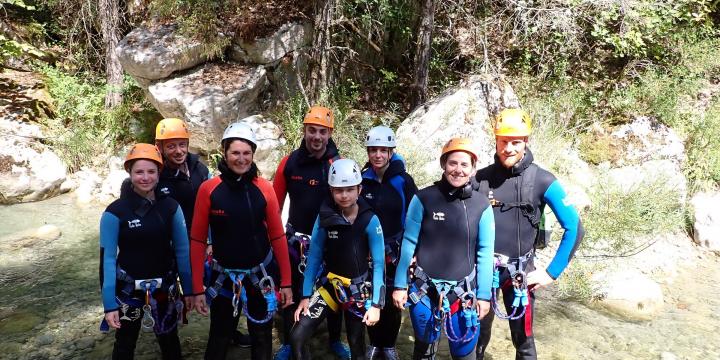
[685,102,720,193]
[1,0,36,10]
[151,0,230,59]
[581,174,684,256]
[555,261,601,302]
[40,67,159,171]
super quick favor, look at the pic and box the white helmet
[365,125,396,147]
[328,159,362,187]
[222,121,256,149]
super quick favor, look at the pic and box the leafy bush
[40,67,159,171]
[685,101,720,193]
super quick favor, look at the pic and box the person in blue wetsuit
[361,126,417,360]
[393,138,495,360]
[99,143,193,360]
[290,159,386,360]
[474,109,585,360]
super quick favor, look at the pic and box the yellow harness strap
[318,272,352,313]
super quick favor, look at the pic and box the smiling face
[303,124,332,157]
[496,135,528,169]
[224,139,254,175]
[130,159,160,194]
[159,138,189,168]
[441,151,475,188]
[331,185,361,210]
[367,146,392,171]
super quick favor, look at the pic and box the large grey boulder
[603,159,687,204]
[691,192,720,251]
[591,270,664,321]
[396,75,519,183]
[145,62,270,155]
[610,117,685,166]
[230,22,313,65]
[116,24,218,81]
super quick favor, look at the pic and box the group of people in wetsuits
[99,106,584,360]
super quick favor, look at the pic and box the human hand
[294,298,310,322]
[184,296,195,312]
[194,294,209,315]
[206,245,213,256]
[104,310,121,329]
[476,299,490,319]
[280,287,294,309]
[526,269,554,290]
[392,289,408,309]
[363,306,380,326]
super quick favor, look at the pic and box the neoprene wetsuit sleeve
[273,155,290,210]
[302,217,325,298]
[99,211,120,312]
[170,205,193,294]
[366,215,386,307]
[189,178,216,295]
[544,180,585,279]
[476,206,495,301]
[256,178,292,288]
[394,195,423,289]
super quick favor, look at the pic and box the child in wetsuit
[290,159,386,360]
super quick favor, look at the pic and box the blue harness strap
[491,251,532,320]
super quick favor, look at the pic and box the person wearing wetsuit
[100,143,193,360]
[393,138,495,360]
[272,106,349,359]
[188,122,293,360]
[361,126,418,360]
[474,109,584,360]
[290,159,385,360]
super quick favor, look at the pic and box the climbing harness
[286,223,312,274]
[99,268,183,334]
[318,271,372,318]
[491,252,532,320]
[406,265,479,343]
[383,232,403,266]
[204,250,278,324]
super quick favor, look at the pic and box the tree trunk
[308,0,336,104]
[410,0,435,109]
[99,0,123,109]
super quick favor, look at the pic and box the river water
[0,194,718,359]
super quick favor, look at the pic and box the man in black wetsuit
[475,109,585,360]
[273,106,350,360]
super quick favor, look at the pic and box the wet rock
[0,311,44,334]
[396,74,519,182]
[592,270,664,321]
[230,22,312,65]
[145,62,269,155]
[116,24,219,80]
[76,337,95,350]
[36,334,54,346]
[72,168,103,205]
[0,224,62,247]
[690,192,720,251]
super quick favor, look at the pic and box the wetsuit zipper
[244,182,256,237]
[462,199,472,272]
[515,175,521,258]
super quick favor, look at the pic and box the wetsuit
[190,161,291,360]
[289,198,385,360]
[474,149,584,360]
[156,153,210,231]
[361,153,417,349]
[273,138,344,346]
[100,188,192,360]
[395,177,495,360]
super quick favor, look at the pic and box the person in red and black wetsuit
[188,122,293,360]
[272,106,350,360]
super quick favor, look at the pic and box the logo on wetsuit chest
[364,193,374,200]
[159,187,171,195]
[291,175,303,181]
[128,219,142,228]
[308,179,319,186]
[432,212,445,221]
[328,230,339,239]
[210,209,227,216]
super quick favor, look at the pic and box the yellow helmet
[440,138,479,163]
[303,106,334,129]
[155,118,190,140]
[494,108,532,137]
[124,143,163,172]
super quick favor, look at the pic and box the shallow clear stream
[0,194,718,359]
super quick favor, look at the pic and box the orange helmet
[155,118,190,140]
[303,106,334,129]
[124,143,163,172]
[441,138,479,163]
[494,108,532,137]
